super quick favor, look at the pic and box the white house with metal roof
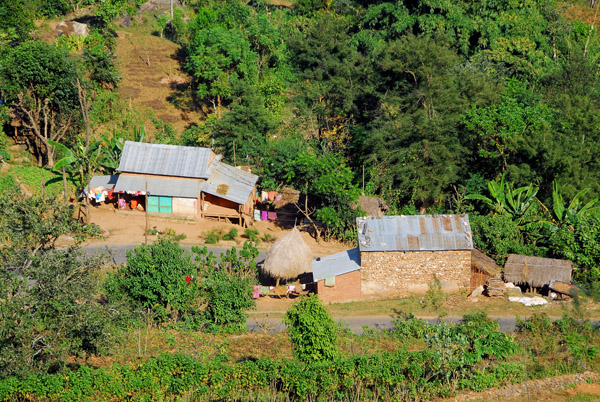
[87,142,258,226]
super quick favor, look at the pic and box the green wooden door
[147,196,159,213]
[159,196,172,213]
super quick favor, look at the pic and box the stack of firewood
[484,278,506,297]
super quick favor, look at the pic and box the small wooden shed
[470,249,502,291]
[503,254,573,288]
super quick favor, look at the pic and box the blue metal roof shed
[312,248,361,282]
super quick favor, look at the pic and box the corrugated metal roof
[87,175,119,189]
[312,248,361,281]
[117,141,219,178]
[200,162,258,205]
[356,215,473,252]
[114,174,202,198]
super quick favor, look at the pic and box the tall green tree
[365,35,500,210]
[0,41,82,167]
[0,192,112,378]
[0,0,35,45]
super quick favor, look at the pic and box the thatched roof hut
[470,248,502,291]
[504,254,573,288]
[262,227,313,281]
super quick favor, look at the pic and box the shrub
[217,241,259,280]
[160,227,186,242]
[201,270,255,333]
[423,274,444,311]
[392,312,429,339]
[284,294,339,362]
[0,148,10,161]
[106,239,200,324]
[262,233,276,243]
[223,228,238,241]
[470,214,540,265]
[243,228,260,243]
[203,228,224,244]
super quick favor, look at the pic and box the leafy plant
[243,228,260,243]
[423,275,445,312]
[160,228,186,242]
[466,173,539,226]
[0,193,111,378]
[262,233,276,243]
[391,312,429,339]
[201,270,255,333]
[223,228,238,241]
[284,294,340,362]
[203,228,224,244]
[106,239,200,324]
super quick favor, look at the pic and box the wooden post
[85,183,90,224]
[200,193,204,218]
[362,164,365,195]
[145,182,149,244]
[40,178,45,197]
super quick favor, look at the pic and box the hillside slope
[114,26,200,135]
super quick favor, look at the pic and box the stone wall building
[357,215,473,296]
[313,215,474,301]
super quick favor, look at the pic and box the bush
[223,228,238,241]
[203,228,225,244]
[284,294,339,362]
[201,270,255,333]
[106,239,200,324]
[160,227,186,242]
[423,274,444,311]
[392,312,429,339]
[550,215,600,291]
[470,214,540,265]
[244,228,260,243]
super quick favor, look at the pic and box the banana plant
[100,130,125,172]
[545,182,599,228]
[50,139,104,192]
[466,173,538,224]
[100,126,145,172]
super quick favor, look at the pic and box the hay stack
[263,227,312,283]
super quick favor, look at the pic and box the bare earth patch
[441,372,600,402]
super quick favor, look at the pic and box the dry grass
[113,22,202,138]
[252,291,600,319]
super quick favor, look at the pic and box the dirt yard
[83,205,349,257]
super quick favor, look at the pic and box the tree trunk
[62,166,68,201]
[77,79,91,150]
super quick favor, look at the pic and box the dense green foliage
[107,240,257,331]
[2,312,597,401]
[106,239,200,323]
[0,192,113,378]
[284,294,340,362]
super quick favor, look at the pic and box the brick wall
[360,250,471,296]
[316,269,362,303]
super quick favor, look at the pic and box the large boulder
[55,21,90,37]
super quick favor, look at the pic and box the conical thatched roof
[262,227,313,280]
